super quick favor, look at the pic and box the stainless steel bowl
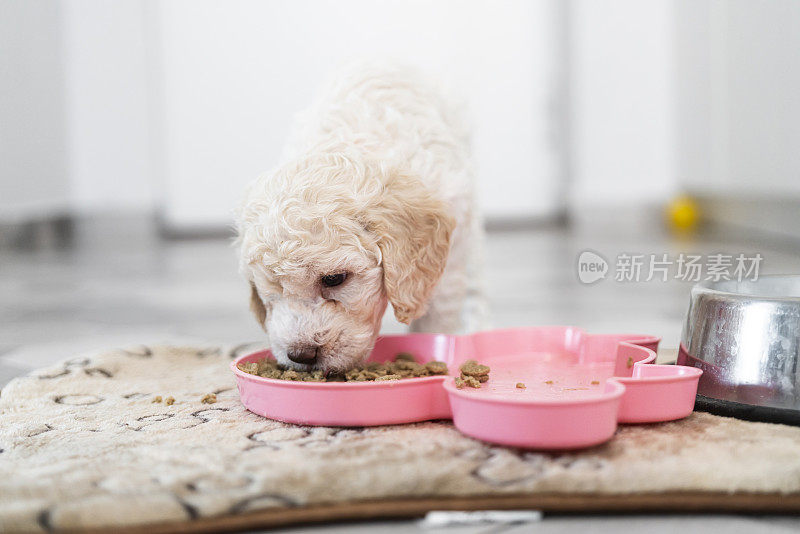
[679,275,800,421]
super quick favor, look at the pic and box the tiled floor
[269,516,800,534]
[2,213,799,532]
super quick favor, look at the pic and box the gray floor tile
[502,515,800,534]
[0,359,31,388]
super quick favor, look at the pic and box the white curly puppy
[236,63,484,373]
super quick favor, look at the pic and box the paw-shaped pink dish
[232,326,701,450]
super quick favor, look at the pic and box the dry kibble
[455,375,482,389]
[626,356,634,368]
[516,382,526,389]
[424,361,449,375]
[544,380,554,385]
[152,396,162,403]
[240,362,259,375]
[394,352,416,362]
[591,380,600,385]
[285,369,304,381]
[201,393,217,404]
[237,352,448,382]
[459,360,490,378]
[164,396,175,406]
[453,359,491,389]
[393,359,420,371]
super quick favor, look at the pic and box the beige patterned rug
[2,344,800,533]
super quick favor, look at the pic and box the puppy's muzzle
[287,344,319,365]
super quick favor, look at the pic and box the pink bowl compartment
[233,334,453,426]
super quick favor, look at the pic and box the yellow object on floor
[666,194,701,233]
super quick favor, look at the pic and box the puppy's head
[237,153,454,372]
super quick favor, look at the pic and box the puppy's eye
[321,273,347,288]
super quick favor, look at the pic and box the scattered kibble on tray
[591,380,600,385]
[152,394,217,405]
[237,352,449,382]
[455,359,491,389]
[516,382,526,389]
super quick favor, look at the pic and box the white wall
[0,0,155,221]
[569,0,800,211]
[676,0,800,197]
[568,0,677,209]
[61,0,155,212]
[0,0,70,220]
[152,0,563,230]
[7,1,797,228]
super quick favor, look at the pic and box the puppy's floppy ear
[367,171,455,324]
[249,282,267,329]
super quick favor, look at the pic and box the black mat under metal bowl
[678,275,800,425]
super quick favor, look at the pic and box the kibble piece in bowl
[424,361,448,375]
[455,375,482,389]
[455,360,491,389]
[237,352,449,382]
[375,374,401,381]
[460,360,491,381]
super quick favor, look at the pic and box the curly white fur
[236,63,485,372]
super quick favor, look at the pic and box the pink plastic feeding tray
[231,326,701,450]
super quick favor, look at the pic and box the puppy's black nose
[287,344,318,365]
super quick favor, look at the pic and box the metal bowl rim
[692,274,800,302]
